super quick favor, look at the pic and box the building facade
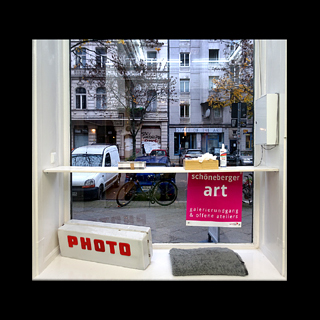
[70,39,253,161]
[168,39,253,163]
[70,39,169,159]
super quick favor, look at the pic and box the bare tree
[71,39,177,157]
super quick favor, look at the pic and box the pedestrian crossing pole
[236,102,241,166]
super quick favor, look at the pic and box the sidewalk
[72,200,253,243]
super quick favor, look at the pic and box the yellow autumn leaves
[207,75,253,118]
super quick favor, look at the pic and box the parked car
[227,150,237,166]
[179,149,204,166]
[125,154,175,197]
[72,145,121,200]
[149,149,167,156]
[211,149,252,166]
[209,148,238,166]
[239,150,253,166]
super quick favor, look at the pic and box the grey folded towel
[169,247,248,276]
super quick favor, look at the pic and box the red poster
[186,172,243,227]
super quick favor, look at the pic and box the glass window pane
[180,104,184,117]
[70,39,254,244]
[185,104,189,117]
[76,95,80,109]
[185,53,189,66]
[180,53,184,66]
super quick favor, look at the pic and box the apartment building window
[209,76,219,90]
[246,133,253,149]
[96,87,107,109]
[180,79,190,93]
[180,101,190,117]
[147,51,157,69]
[75,48,86,68]
[209,49,219,63]
[180,53,189,66]
[96,48,107,68]
[230,65,240,85]
[147,90,157,112]
[75,87,86,109]
[213,107,221,117]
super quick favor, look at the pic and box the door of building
[97,126,116,144]
[230,139,237,154]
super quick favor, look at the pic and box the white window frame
[96,47,107,68]
[147,51,157,69]
[96,87,107,109]
[75,87,86,109]
[213,107,221,118]
[147,90,157,112]
[33,40,287,280]
[180,52,190,67]
[209,49,219,64]
[209,76,219,90]
[75,48,86,68]
[180,79,190,93]
[180,100,190,118]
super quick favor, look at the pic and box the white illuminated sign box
[58,220,152,270]
[255,93,279,145]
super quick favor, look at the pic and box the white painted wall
[32,40,70,278]
[253,40,287,277]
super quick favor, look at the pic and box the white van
[72,145,121,200]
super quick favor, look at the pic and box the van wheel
[98,185,104,200]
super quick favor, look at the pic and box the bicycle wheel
[242,185,252,204]
[116,181,137,207]
[152,180,178,206]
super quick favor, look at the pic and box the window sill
[43,165,279,174]
[34,247,285,280]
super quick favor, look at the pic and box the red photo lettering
[67,235,78,248]
[66,236,132,256]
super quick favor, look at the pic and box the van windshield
[72,154,103,167]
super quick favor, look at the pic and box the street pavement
[72,200,252,243]
[72,172,253,243]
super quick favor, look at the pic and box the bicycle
[242,173,253,205]
[116,173,178,207]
